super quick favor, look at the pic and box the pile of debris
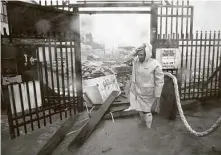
[82,61,132,90]
[82,61,116,80]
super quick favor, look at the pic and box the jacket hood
[136,43,152,62]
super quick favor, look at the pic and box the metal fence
[2,32,83,138]
[157,31,221,100]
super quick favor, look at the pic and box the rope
[164,72,221,137]
[110,112,115,123]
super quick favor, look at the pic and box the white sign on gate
[2,75,22,85]
[8,81,42,114]
[156,48,181,69]
[83,75,121,104]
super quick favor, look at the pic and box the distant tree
[84,33,104,49]
[85,33,93,44]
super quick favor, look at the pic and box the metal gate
[153,1,221,100]
[2,1,83,138]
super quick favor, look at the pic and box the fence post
[4,87,16,139]
[150,4,158,59]
[73,8,83,112]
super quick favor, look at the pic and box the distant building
[117,45,136,60]
[1,1,9,35]
[1,0,38,35]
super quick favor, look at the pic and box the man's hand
[132,50,138,57]
[151,98,161,114]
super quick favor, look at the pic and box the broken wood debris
[68,91,119,151]
[104,110,138,120]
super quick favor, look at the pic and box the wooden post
[150,4,158,58]
[159,75,181,120]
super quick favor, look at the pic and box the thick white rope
[164,72,221,137]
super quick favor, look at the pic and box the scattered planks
[68,91,119,151]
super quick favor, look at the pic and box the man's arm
[122,50,137,64]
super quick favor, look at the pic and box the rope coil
[164,72,221,137]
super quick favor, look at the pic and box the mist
[80,14,151,50]
[79,0,221,50]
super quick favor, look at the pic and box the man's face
[137,50,146,62]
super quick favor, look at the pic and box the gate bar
[202,31,208,96]
[64,33,72,116]
[215,31,220,96]
[70,3,157,7]
[198,31,203,97]
[77,10,151,14]
[206,31,212,97]
[42,40,52,124]
[18,84,28,133]
[25,81,34,131]
[189,31,194,98]
[211,31,216,96]
[54,39,62,120]
[9,85,20,136]
[58,33,67,118]
[48,34,56,115]
[37,48,47,126]
[32,80,41,128]
[170,0,173,35]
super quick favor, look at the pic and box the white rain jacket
[126,48,164,112]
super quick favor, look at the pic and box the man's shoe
[124,106,133,112]
[145,113,153,128]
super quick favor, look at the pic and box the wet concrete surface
[1,112,66,155]
[55,100,221,155]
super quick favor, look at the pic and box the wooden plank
[68,91,119,151]
[104,110,138,120]
[108,104,129,113]
[37,114,80,155]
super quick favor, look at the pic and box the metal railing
[157,31,221,100]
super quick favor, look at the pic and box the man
[123,43,164,128]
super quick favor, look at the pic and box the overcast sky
[191,0,221,31]
[81,14,150,49]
